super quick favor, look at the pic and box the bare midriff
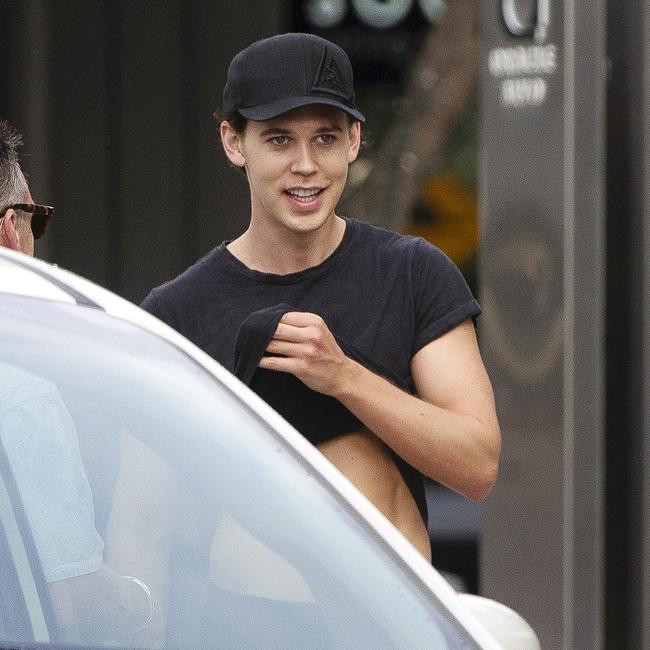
[209,427,431,601]
[317,427,432,562]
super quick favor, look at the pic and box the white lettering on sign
[488,45,557,77]
[487,44,558,109]
[501,77,546,107]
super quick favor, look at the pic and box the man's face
[223,105,360,236]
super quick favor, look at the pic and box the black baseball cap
[222,33,365,123]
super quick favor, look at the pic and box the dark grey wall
[0,0,287,303]
[606,2,650,648]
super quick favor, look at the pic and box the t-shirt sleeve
[140,287,163,319]
[141,287,179,332]
[1,376,105,582]
[411,237,481,355]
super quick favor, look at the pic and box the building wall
[0,0,288,303]
[606,2,650,648]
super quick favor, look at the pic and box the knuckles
[303,343,319,360]
[305,329,325,347]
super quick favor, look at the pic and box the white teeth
[287,188,320,198]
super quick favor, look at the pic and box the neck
[227,216,346,275]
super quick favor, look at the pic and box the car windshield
[0,293,481,649]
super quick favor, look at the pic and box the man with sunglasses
[0,119,158,644]
[0,201,52,249]
[0,123,52,254]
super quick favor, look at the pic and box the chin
[282,212,331,234]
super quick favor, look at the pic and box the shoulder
[346,217,409,245]
[346,217,416,252]
[141,245,228,312]
[157,245,227,293]
[345,217,450,267]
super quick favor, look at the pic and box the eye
[271,135,288,145]
[318,134,336,144]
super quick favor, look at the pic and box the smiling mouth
[284,188,324,203]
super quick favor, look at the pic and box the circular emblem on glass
[351,0,414,30]
[303,0,348,29]
[418,0,447,25]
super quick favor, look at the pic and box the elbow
[468,423,501,501]
[465,455,500,502]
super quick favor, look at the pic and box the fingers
[272,322,305,343]
[265,339,303,356]
[279,312,324,328]
[261,313,324,367]
[258,355,295,373]
[259,312,346,395]
[273,312,324,342]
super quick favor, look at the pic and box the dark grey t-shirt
[142,217,480,381]
[141,217,481,521]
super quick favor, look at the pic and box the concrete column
[479,2,606,648]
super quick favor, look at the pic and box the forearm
[103,430,178,645]
[333,358,500,500]
[260,312,500,499]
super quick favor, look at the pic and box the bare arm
[259,313,500,500]
[105,431,179,646]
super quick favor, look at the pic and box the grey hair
[0,120,29,212]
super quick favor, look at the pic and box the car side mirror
[457,593,541,649]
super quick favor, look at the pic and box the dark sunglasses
[1,203,54,239]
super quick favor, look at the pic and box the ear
[220,120,246,168]
[347,120,361,164]
[0,209,21,251]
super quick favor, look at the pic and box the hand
[258,311,352,396]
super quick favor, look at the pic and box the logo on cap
[311,47,348,100]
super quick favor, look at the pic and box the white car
[0,247,538,649]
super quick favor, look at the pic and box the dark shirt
[141,217,481,522]
[233,302,410,443]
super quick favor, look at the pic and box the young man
[142,33,500,561]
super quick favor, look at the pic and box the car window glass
[0,295,481,649]
[0,451,52,644]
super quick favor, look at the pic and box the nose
[290,142,318,176]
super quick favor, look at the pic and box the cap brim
[238,96,365,122]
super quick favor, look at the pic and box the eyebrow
[258,124,344,138]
